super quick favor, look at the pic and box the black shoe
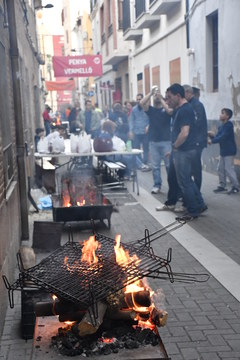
[213,186,227,193]
[199,205,208,213]
[176,213,198,221]
[227,187,240,195]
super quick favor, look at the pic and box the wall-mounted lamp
[35,4,54,10]
[187,48,195,56]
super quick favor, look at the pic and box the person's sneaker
[227,187,240,195]
[156,204,175,211]
[174,205,186,213]
[213,186,227,193]
[141,164,151,172]
[199,205,208,213]
[151,186,161,194]
[177,213,198,221]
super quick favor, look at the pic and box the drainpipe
[6,0,29,240]
[186,0,190,49]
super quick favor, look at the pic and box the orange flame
[134,319,156,331]
[81,235,100,264]
[114,234,140,267]
[77,199,86,206]
[99,337,116,343]
[64,256,71,271]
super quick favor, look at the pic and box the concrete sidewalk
[1,170,240,360]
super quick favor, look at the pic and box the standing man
[109,102,129,142]
[42,104,52,136]
[129,93,150,171]
[166,83,207,218]
[183,84,208,189]
[77,99,101,138]
[141,87,172,194]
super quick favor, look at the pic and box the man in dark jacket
[183,84,208,190]
[166,83,207,218]
[208,108,240,194]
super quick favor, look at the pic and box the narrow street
[1,168,240,359]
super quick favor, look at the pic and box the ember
[51,318,160,357]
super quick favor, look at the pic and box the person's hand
[151,86,158,96]
[128,131,134,140]
[144,125,149,134]
[208,139,212,145]
[165,151,171,157]
[208,130,215,137]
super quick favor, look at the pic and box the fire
[81,235,100,264]
[99,337,116,344]
[64,256,71,271]
[134,319,156,332]
[113,235,157,330]
[64,321,75,326]
[77,198,86,206]
[114,234,140,267]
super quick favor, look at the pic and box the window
[135,0,146,20]
[144,65,150,95]
[117,0,123,30]
[152,65,160,89]
[122,0,131,32]
[100,5,105,43]
[108,0,113,37]
[212,12,218,91]
[137,73,143,94]
[0,41,14,191]
[169,58,181,84]
[206,11,218,92]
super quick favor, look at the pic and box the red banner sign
[45,80,75,91]
[52,55,102,77]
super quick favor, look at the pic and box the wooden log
[124,290,152,308]
[150,307,168,327]
[34,301,86,317]
[77,301,107,337]
[105,307,137,321]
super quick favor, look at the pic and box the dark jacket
[211,121,237,156]
[189,96,208,148]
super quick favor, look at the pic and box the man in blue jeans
[129,93,150,171]
[141,87,172,194]
[166,83,207,219]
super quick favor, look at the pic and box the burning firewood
[105,307,137,321]
[150,307,168,327]
[77,301,107,337]
[124,289,152,308]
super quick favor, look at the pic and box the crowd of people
[39,83,240,219]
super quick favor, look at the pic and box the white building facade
[90,0,189,106]
[90,0,240,176]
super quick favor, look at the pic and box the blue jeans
[173,149,206,216]
[149,141,171,188]
[133,133,149,164]
[44,121,51,136]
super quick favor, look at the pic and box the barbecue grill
[53,164,114,228]
[3,219,209,324]
[52,194,113,228]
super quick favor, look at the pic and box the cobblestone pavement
[1,170,240,360]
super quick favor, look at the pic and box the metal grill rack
[3,219,209,315]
